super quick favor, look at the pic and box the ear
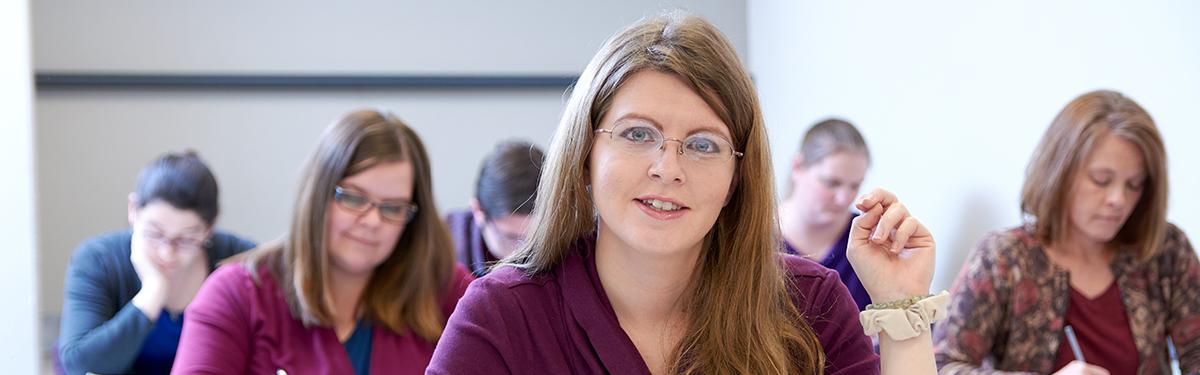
[469,198,487,224]
[127,193,139,226]
[791,153,806,174]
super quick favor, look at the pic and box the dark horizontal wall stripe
[35,73,579,89]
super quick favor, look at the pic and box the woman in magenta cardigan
[429,11,943,375]
[173,109,472,374]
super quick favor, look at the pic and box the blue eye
[619,126,659,144]
[685,137,723,155]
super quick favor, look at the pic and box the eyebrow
[340,183,412,203]
[145,221,206,235]
[1086,168,1146,181]
[611,113,733,140]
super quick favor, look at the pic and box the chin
[635,230,703,255]
[335,259,385,275]
[1083,228,1121,244]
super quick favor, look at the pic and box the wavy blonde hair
[501,11,825,374]
[233,109,455,342]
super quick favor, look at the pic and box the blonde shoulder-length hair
[1021,90,1168,260]
[233,109,455,342]
[501,11,825,375]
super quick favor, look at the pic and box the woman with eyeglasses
[57,151,256,375]
[429,11,943,375]
[446,140,545,276]
[172,110,472,374]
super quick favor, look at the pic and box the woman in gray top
[56,151,255,375]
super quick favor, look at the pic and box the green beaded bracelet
[866,293,935,310]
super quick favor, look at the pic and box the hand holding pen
[1052,325,1110,375]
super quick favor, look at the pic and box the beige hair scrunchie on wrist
[859,290,950,341]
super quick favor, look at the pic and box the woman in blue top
[778,118,874,310]
[57,151,255,375]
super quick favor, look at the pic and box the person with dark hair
[446,140,545,276]
[779,118,874,310]
[57,151,256,375]
[172,109,472,374]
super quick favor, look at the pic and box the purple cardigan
[783,213,873,311]
[445,209,498,277]
[173,262,473,374]
[428,236,879,374]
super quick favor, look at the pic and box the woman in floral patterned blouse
[934,90,1200,375]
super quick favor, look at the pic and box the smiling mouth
[638,198,686,212]
[346,233,379,246]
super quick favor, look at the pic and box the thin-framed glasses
[594,121,743,165]
[140,229,207,251]
[333,186,419,224]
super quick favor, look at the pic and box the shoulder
[456,265,558,313]
[1142,222,1197,270]
[964,225,1043,272]
[472,265,555,295]
[1159,222,1194,256]
[68,230,134,276]
[444,209,474,229]
[72,230,133,260]
[977,225,1038,255]
[780,252,841,286]
[779,253,853,315]
[205,263,264,291]
[207,229,257,258]
[191,263,279,318]
[778,253,879,366]
[440,264,476,314]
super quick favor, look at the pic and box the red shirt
[428,235,880,374]
[1053,282,1139,375]
[174,263,473,374]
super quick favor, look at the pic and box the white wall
[2,0,41,372]
[35,1,748,318]
[749,0,1200,292]
[33,0,747,74]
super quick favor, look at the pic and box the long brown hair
[1021,90,1168,260]
[233,109,455,341]
[501,11,825,374]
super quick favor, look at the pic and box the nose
[158,243,178,261]
[834,187,856,207]
[357,205,385,227]
[648,140,686,184]
[1106,184,1134,209]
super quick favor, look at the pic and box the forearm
[874,319,1035,375]
[130,284,167,321]
[59,303,154,374]
[880,330,936,375]
[937,363,1038,375]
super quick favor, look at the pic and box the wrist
[132,285,167,320]
[859,291,950,341]
[869,289,929,305]
[866,293,935,310]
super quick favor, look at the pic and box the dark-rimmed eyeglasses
[333,186,419,224]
